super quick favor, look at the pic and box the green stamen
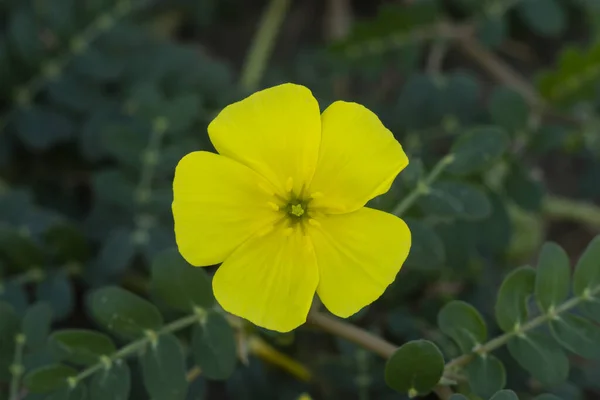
[290,203,305,217]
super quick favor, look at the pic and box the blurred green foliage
[1,0,600,399]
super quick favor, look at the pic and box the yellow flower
[172,83,411,332]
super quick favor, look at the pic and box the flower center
[285,199,308,221]
[290,203,305,217]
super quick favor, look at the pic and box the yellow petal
[213,226,319,332]
[208,83,321,195]
[309,207,411,318]
[309,101,408,213]
[172,151,280,266]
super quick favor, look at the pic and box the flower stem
[392,154,455,217]
[9,334,26,400]
[72,314,200,384]
[240,0,292,91]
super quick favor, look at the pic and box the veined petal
[309,207,411,318]
[213,226,319,332]
[208,83,321,195]
[309,101,408,213]
[172,151,280,267]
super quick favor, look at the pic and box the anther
[267,202,279,211]
[285,177,294,192]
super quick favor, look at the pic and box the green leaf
[518,0,566,38]
[465,355,506,399]
[101,120,150,168]
[35,271,74,321]
[0,302,20,380]
[89,286,163,340]
[402,159,424,187]
[419,181,492,220]
[477,16,507,49]
[438,301,487,353]
[93,228,136,276]
[0,226,45,268]
[8,8,44,66]
[535,242,570,313]
[550,314,600,359]
[384,339,444,395]
[45,384,87,400]
[534,394,563,400]
[23,302,53,351]
[44,223,90,263]
[489,86,529,132]
[505,162,544,212]
[14,107,75,150]
[191,310,237,380]
[507,332,569,386]
[403,219,445,271]
[162,94,202,134]
[89,359,131,400]
[447,126,509,176]
[0,282,28,315]
[495,266,536,332]
[51,329,116,366]
[24,364,77,393]
[151,248,215,313]
[449,395,469,400]
[140,334,188,400]
[490,390,519,400]
[573,235,600,322]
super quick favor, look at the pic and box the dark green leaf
[35,271,74,321]
[573,236,600,322]
[90,359,131,400]
[44,223,90,263]
[89,286,163,340]
[490,390,519,400]
[438,301,487,353]
[489,86,529,132]
[477,192,512,256]
[0,302,20,380]
[384,339,444,395]
[14,108,74,150]
[140,334,188,400]
[23,302,53,351]
[47,75,106,113]
[477,16,507,48]
[24,364,77,393]
[34,0,75,39]
[101,120,150,167]
[518,0,566,37]
[505,162,544,212]
[151,248,215,313]
[93,228,136,276]
[73,48,124,82]
[92,170,135,210]
[402,160,424,187]
[465,355,506,399]
[447,126,509,175]
[495,266,536,332]
[51,329,116,365]
[0,226,45,268]
[535,242,570,313]
[162,94,202,134]
[449,395,469,400]
[550,314,600,359]
[419,181,492,220]
[192,310,237,380]
[507,332,569,386]
[0,282,28,314]
[45,384,87,400]
[8,8,43,66]
[401,219,445,271]
[534,394,562,400]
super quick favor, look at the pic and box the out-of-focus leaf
[550,314,600,359]
[489,86,529,132]
[465,355,506,399]
[51,329,116,366]
[573,235,600,322]
[192,310,237,380]
[44,223,90,263]
[89,286,163,340]
[447,126,509,176]
[140,334,188,400]
[490,390,519,400]
[23,302,53,351]
[45,384,87,400]
[438,301,487,353]
[0,302,20,380]
[384,340,444,395]
[24,364,77,393]
[495,266,536,332]
[535,242,570,313]
[0,282,28,314]
[403,218,445,271]
[477,16,507,48]
[35,271,74,321]
[507,332,569,386]
[518,0,566,38]
[93,228,136,277]
[505,162,544,212]
[151,248,215,313]
[8,8,44,66]
[14,107,74,150]
[89,359,131,400]
[419,181,492,220]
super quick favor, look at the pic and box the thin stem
[445,285,600,371]
[543,195,600,229]
[9,334,26,400]
[72,314,200,383]
[239,0,291,90]
[392,154,455,217]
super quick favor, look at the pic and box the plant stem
[72,314,200,383]
[392,154,455,217]
[9,334,26,400]
[543,195,600,229]
[240,0,291,90]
